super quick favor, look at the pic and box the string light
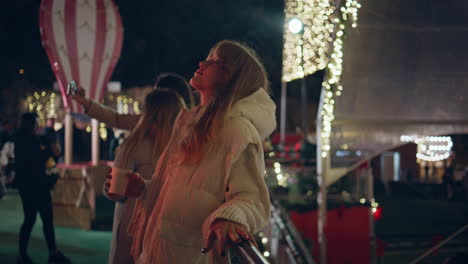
[26,90,139,139]
[318,0,361,158]
[401,135,453,162]
[99,122,108,141]
[282,0,336,82]
[133,101,140,114]
[26,91,59,127]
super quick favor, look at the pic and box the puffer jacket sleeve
[203,142,270,235]
[85,100,141,130]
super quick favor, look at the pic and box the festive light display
[319,0,361,159]
[25,91,141,141]
[400,135,453,162]
[26,91,59,127]
[282,0,336,82]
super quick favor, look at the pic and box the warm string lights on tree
[282,0,336,82]
[26,91,59,127]
[400,135,453,162]
[319,0,361,159]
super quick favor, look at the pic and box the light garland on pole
[282,0,336,82]
[401,135,453,162]
[319,0,361,159]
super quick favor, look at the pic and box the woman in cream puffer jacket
[107,40,276,263]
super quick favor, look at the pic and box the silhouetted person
[14,113,71,264]
[0,119,14,149]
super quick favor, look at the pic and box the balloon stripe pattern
[39,0,124,113]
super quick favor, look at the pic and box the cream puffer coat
[129,88,276,263]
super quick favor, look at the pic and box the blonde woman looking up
[105,40,276,263]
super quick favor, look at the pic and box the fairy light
[123,103,129,114]
[26,91,59,126]
[133,101,140,114]
[99,122,108,141]
[402,135,453,162]
[318,0,361,159]
[282,0,336,82]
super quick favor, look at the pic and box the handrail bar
[408,223,468,264]
[231,240,270,264]
[271,200,316,264]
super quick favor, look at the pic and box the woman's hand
[202,219,257,256]
[69,85,88,106]
[103,168,145,201]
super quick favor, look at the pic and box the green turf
[0,191,112,264]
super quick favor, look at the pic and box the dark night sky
[0,0,285,100]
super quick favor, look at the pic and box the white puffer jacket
[129,88,276,264]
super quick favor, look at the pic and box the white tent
[313,0,468,263]
[323,0,468,185]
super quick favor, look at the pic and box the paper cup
[109,167,131,197]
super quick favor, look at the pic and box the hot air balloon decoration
[39,0,124,164]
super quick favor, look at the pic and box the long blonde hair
[179,40,269,163]
[118,89,185,165]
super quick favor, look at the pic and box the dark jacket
[13,130,50,190]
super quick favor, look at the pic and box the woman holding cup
[71,88,186,264]
[106,40,276,263]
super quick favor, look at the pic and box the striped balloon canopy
[39,0,123,113]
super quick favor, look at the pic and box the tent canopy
[325,0,468,184]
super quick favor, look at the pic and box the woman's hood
[229,88,276,140]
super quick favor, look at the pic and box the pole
[301,78,308,137]
[280,81,287,151]
[91,118,99,165]
[367,167,376,264]
[317,160,328,264]
[64,111,73,165]
[316,73,327,264]
[300,40,308,138]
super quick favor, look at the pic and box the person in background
[0,120,14,150]
[14,113,71,264]
[107,40,276,263]
[109,132,126,161]
[70,75,189,264]
[0,120,16,195]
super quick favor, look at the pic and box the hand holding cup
[104,167,145,201]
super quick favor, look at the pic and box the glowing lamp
[288,18,303,34]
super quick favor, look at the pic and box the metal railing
[230,199,315,264]
[232,240,271,264]
[270,200,316,264]
[408,223,468,264]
